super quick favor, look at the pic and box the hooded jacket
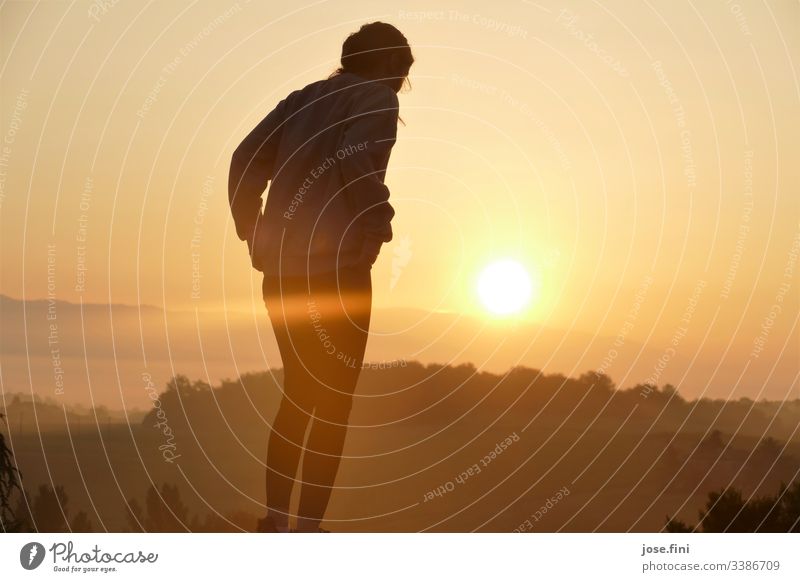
[228,72,399,276]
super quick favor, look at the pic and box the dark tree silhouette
[664,517,693,533]
[12,491,33,532]
[189,511,255,533]
[0,413,23,531]
[31,484,70,532]
[70,510,94,532]
[577,371,615,392]
[7,483,94,533]
[666,481,800,532]
[124,497,145,532]
[165,374,211,394]
[126,483,190,532]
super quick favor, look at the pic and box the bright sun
[477,259,537,316]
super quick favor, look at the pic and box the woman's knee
[275,394,312,425]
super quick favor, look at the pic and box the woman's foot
[290,516,329,532]
[256,515,290,533]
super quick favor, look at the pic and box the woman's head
[335,22,414,93]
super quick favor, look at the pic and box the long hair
[331,22,414,93]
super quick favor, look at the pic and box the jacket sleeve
[338,84,399,249]
[228,97,288,242]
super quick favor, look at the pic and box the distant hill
[3,362,798,532]
[2,293,792,408]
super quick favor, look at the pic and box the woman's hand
[246,222,265,272]
[356,237,383,267]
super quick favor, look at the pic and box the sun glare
[477,259,537,316]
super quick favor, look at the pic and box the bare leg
[265,392,311,521]
[296,265,371,530]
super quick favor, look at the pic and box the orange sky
[1,0,798,401]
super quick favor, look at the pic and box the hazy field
[4,363,798,532]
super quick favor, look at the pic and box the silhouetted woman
[228,22,413,532]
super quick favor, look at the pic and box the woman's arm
[338,84,400,261]
[228,96,289,244]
